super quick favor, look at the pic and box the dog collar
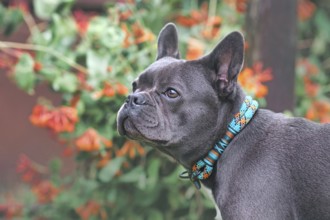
[179,96,258,189]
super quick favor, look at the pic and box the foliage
[0,0,235,219]
[295,0,330,122]
[0,0,329,219]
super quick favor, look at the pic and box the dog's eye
[164,88,179,98]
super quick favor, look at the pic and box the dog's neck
[180,88,259,189]
[173,86,246,168]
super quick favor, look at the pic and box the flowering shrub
[0,0,328,219]
[295,0,330,122]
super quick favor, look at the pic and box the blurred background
[0,0,329,219]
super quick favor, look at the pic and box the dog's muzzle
[117,92,150,137]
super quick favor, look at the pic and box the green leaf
[86,50,110,88]
[78,178,99,193]
[76,99,85,115]
[87,18,124,51]
[98,157,125,182]
[49,157,62,184]
[107,189,117,203]
[86,50,109,76]
[13,54,36,94]
[118,167,144,183]
[33,0,73,20]
[39,68,60,81]
[311,36,326,55]
[0,4,5,27]
[49,158,62,174]
[33,0,58,20]
[50,14,77,47]
[146,158,161,189]
[2,8,23,36]
[52,72,78,93]
[100,26,125,49]
[147,209,164,220]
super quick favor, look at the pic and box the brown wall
[0,24,65,191]
[0,0,108,192]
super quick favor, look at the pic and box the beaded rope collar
[179,96,259,189]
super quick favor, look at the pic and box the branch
[0,41,88,74]
[22,11,39,36]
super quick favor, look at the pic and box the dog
[117,23,330,220]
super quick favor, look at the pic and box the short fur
[117,23,330,220]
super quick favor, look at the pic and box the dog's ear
[202,31,244,97]
[156,23,180,60]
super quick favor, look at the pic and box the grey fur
[117,23,330,220]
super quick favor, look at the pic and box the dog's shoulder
[258,109,330,143]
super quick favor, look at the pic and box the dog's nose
[127,93,146,106]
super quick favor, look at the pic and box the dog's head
[117,23,244,164]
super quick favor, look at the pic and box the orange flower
[176,14,201,27]
[119,8,133,22]
[32,180,60,204]
[132,22,155,45]
[77,72,93,91]
[0,198,22,219]
[298,0,316,21]
[121,23,132,48]
[175,3,222,40]
[298,59,318,75]
[298,59,320,97]
[186,38,205,60]
[224,0,247,13]
[202,16,222,40]
[47,106,78,133]
[238,62,273,98]
[75,128,112,152]
[97,152,112,168]
[102,82,116,97]
[70,94,81,108]
[16,154,44,184]
[175,3,208,27]
[244,41,249,51]
[0,53,16,71]
[121,21,157,47]
[303,77,319,97]
[30,105,52,127]
[62,147,75,157]
[93,82,128,99]
[73,10,95,35]
[305,101,330,123]
[30,105,78,133]
[9,0,29,13]
[115,83,129,96]
[174,3,223,39]
[76,200,107,220]
[117,0,135,22]
[235,0,247,13]
[116,140,145,159]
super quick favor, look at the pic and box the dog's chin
[119,118,169,146]
[121,118,144,140]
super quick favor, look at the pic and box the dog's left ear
[202,31,244,97]
[156,23,180,60]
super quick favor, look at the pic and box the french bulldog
[117,23,330,220]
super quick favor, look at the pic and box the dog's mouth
[118,114,170,147]
[117,105,133,136]
[121,117,141,139]
[117,115,128,136]
[117,110,148,142]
